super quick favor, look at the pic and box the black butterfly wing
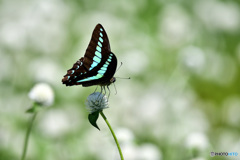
[62,24,117,87]
[83,24,111,70]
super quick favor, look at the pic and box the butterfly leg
[103,86,110,102]
[113,82,117,95]
[98,86,106,102]
[97,86,103,100]
[103,86,107,96]
[107,85,111,100]
[94,86,98,93]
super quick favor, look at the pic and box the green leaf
[26,107,35,113]
[26,103,42,113]
[88,111,100,130]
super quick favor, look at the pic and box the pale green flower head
[28,83,54,106]
[85,92,109,113]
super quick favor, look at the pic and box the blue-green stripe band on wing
[93,56,101,63]
[100,33,103,37]
[77,74,103,83]
[98,41,102,47]
[100,67,107,71]
[96,74,103,78]
[98,70,105,75]
[96,46,101,52]
[95,51,102,58]
[89,61,98,70]
[99,37,103,43]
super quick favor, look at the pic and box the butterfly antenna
[115,77,131,80]
[103,86,106,96]
[116,62,123,72]
[115,62,131,79]
[107,85,111,99]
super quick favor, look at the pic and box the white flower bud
[85,92,108,113]
[28,83,54,106]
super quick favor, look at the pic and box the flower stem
[21,112,38,160]
[100,111,124,160]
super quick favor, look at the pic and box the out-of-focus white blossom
[124,50,149,75]
[122,144,138,160]
[122,143,162,160]
[136,144,162,160]
[115,128,162,160]
[85,92,108,113]
[179,46,206,73]
[28,83,54,106]
[158,4,193,47]
[194,0,240,32]
[38,108,82,137]
[185,132,209,151]
[116,128,134,145]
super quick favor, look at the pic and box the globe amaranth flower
[85,92,109,113]
[28,83,54,106]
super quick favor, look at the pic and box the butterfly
[62,24,117,91]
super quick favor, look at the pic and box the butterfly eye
[110,77,116,83]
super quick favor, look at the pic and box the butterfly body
[62,24,117,87]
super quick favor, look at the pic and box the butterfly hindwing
[62,24,117,87]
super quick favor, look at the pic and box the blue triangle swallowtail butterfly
[62,24,117,88]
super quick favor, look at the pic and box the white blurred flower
[85,92,108,113]
[116,128,134,145]
[28,83,54,106]
[122,144,139,160]
[179,46,206,73]
[124,50,149,75]
[29,59,62,84]
[158,4,193,47]
[194,0,240,32]
[38,109,82,137]
[122,143,162,160]
[185,132,209,151]
[137,144,162,160]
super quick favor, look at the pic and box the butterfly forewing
[62,24,117,87]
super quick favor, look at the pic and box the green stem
[100,111,124,160]
[21,112,37,160]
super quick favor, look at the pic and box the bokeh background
[1,0,240,160]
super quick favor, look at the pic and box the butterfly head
[110,77,116,83]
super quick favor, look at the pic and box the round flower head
[28,83,54,106]
[85,92,109,113]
